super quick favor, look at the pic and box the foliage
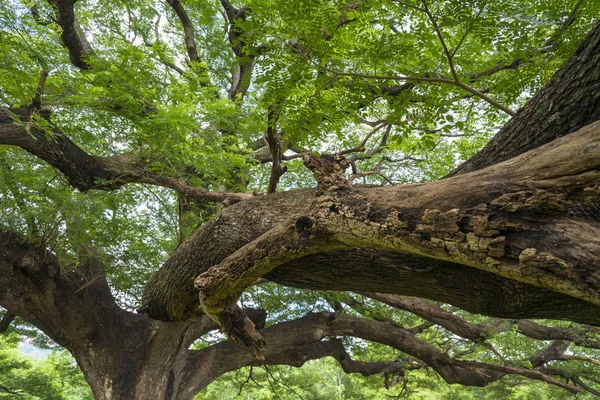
[201,357,598,400]
[0,327,92,399]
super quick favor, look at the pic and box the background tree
[0,0,599,398]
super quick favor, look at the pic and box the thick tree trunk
[0,230,226,400]
[2,232,417,399]
[142,121,600,328]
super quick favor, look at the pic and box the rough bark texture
[143,122,600,327]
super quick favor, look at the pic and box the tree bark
[142,121,600,327]
[138,21,600,326]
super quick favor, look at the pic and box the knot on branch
[303,153,351,191]
[294,216,313,239]
[214,306,266,360]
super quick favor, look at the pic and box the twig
[421,0,459,82]
[31,69,50,108]
[340,122,388,155]
[236,366,254,397]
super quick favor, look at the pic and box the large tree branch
[143,120,600,323]
[0,107,254,204]
[184,312,583,395]
[48,0,93,69]
[363,292,600,350]
[198,122,600,342]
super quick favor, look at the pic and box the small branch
[266,104,285,193]
[350,169,393,185]
[288,43,515,116]
[31,69,50,108]
[470,58,524,80]
[347,125,395,163]
[166,0,200,63]
[528,340,569,368]
[133,174,258,205]
[143,23,186,76]
[355,116,388,127]
[339,122,388,155]
[421,0,459,82]
[570,376,600,397]
[30,4,53,25]
[545,0,585,48]
[363,293,490,342]
[556,355,600,366]
[237,366,254,396]
[219,0,237,21]
[0,312,16,333]
[514,320,600,349]
[453,81,515,116]
[0,385,20,396]
[221,1,255,101]
[455,360,583,393]
[469,1,583,82]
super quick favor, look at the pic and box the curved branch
[49,0,94,69]
[421,0,458,82]
[187,312,568,394]
[363,293,490,341]
[0,107,254,204]
[364,293,600,351]
[515,320,600,349]
[221,1,258,101]
[165,0,200,63]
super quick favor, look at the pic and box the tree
[0,328,92,399]
[1,0,599,398]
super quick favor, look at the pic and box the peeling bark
[144,121,600,327]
